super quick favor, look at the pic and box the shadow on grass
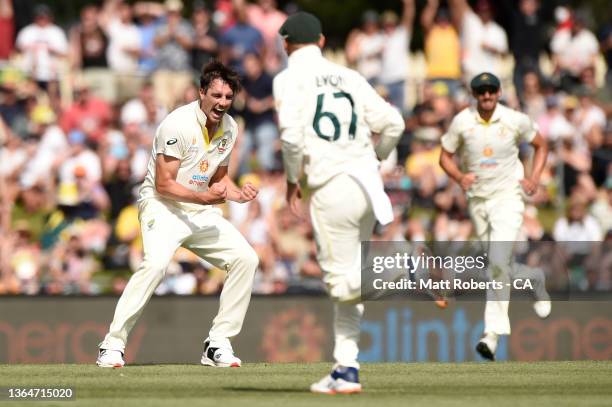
[223,387,307,393]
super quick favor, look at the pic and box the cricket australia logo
[218,138,228,153]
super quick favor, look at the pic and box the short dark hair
[199,60,241,95]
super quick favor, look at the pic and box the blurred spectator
[499,0,550,101]
[520,70,546,120]
[345,10,384,85]
[537,95,574,144]
[450,0,508,81]
[572,87,605,149]
[0,0,14,60]
[378,0,414,112]
[551,12,599,92]
[69,5,117,102]
[405,126,445,205]
[15,4,68,95]
[56,130,108,220]
[48,231,101,294]
[103,1,142,103]
[237,53,278,172]
[421,0,461,96]
[60,82,112,143]
[5,221,41,294]
[120,81,167,135]
[133,1,164,74]
[0,81,28,136]
[219,2,263,74]
[104,158,138,221]
[553,193,603,245]
[600,12,612,90]
[245,0,286,74]
[19,104,67,190]
[191,1,219,74]
[590,181,612,235]
[0,125,26,201]
[153,0,195,110]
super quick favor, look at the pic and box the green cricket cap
[470,72,501,90]
[279,12,322,44]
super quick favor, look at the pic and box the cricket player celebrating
[439,72,550,361]
[97,61,259,368]
[274,12,405,393]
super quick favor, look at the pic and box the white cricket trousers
[310,174,376,369]
[100,198,259,352]
[468,191,524,336]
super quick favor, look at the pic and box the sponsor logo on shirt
[167,138,178,145]
[189,174,209,187]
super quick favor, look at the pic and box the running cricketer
[274,12,405,394]
[97,61,259,368]
[439,72,550,361]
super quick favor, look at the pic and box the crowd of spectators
[0,0,610,296]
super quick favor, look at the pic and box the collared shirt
[441,103,537,199]
[273,45,404,188]
[139,100,237,212]
[273,45,404,224]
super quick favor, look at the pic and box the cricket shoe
[476,333,498,361]
[310,366,362,395]
[201,339,241,367]
[96,349,125,368]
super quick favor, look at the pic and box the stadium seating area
[0,0,610,295]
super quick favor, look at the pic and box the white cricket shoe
[200,339,241,367]
[310,366,362,395]
[533,300,552,319]
[96,349,125,368]
[476,333,498,361]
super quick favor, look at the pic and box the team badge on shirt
[483,147,493,157]
[200,160,209,173]
[218,138,228,153]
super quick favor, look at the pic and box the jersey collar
[288,45,323,67]
[474,104,502,125]
[194,100,226,146]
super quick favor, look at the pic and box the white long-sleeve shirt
[273,45,404,224]
[273,45,404,187]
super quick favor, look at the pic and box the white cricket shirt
[273,45,404,224]
[139,100,238,212]
[441,103,537,199]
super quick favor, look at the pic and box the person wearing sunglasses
[439,72,550,361]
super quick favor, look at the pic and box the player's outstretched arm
[208,166,258,203]
[155,154,227,204]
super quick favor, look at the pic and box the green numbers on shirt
[313,92,357,141]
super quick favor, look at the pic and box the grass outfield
[1,362,611,406]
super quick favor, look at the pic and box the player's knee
[237,246,259,271]
[139,258,169,279]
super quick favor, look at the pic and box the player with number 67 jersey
[273,12,405,394]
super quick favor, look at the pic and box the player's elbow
[154,176,171,196]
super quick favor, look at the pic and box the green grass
[1,362,611,406]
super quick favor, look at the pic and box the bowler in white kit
[439,72,550,361]
[274,12,405,393]
[97,61,259,368]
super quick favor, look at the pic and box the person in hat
[274,11,405,393]
[439,72,550,361]
[15,4,68,92]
